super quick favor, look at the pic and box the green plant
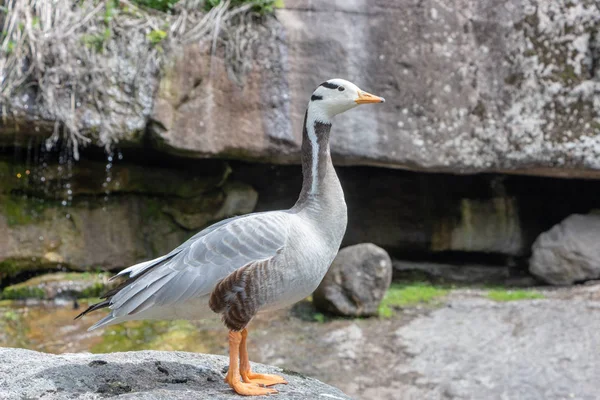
[487,289,545,302]
[132,0,180,12]
[147,29,167,45]
[378,282,449,318]
[2,285,45,300]
[205,0,282,14]
[313,312,326,323]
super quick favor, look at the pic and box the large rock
[152,0,600,178]
[529,213,600,285]
[1,272,113,300]
[0,158,257,280]
[314,243,392,317]
[0,348,351,400]
[3,1,599,178]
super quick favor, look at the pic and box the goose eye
[338,86,345,92]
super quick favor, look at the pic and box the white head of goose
[76,78,385,396]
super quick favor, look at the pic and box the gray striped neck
[293,110,334,208]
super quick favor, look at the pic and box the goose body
[78,79,384,396]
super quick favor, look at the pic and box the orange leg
[240,328,288,387]
[225,330,278,396]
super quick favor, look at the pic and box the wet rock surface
[0,349,351,400]
[2,285,600,399]
[0,157,256,281]
[530,213,600,285]
[314,243,392,317]
[393,259,539,286]
[1,272,112,300]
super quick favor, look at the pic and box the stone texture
[313,243,392,317]
[393,260,535,285]
[395,297,600,400]
[530,213,600,285]
[0,348,351,400]
[151,0,600,178]
[1,272,113,300]
[150,23,294,162]
[0,11,159,150]
[0,158,258,281]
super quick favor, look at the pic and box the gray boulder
[314,243,392,317]
[530,213,600,285]
[0,348,351,400]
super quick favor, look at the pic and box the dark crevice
[590,29,599,79]
[3,145,600,286]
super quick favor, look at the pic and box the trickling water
[103,150,115,207]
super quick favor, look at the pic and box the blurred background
[1,0,600,399]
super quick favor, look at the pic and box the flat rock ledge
[0,348,351,400]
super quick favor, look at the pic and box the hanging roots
[0,0,270,159]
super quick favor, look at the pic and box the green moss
[205,0,280,14]
[312,312,326,323]
[0,259,42,285]
[132,0,180,12]
[80,282,108,298]
[2,286,45,300]
[1,272,113,300]
[91,319,222,354]
[487,289,545,302]
[147,29,167,45]
[141,198,165,222]
[378,282,450,318]
[0,260,24,276]
[0,195,49,226]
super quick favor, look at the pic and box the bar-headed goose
[77,79,385,396]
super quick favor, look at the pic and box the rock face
[530,213,600,285]
[314,243,392,317]
[0,348,351,400]
[1,272,112,300]
[393,260,539,286]
[0,157,257,282]
[394,296,600,400]
[151,0,600,178]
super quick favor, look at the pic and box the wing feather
[100,211,291,325]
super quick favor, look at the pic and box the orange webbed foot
[225,373,279,395]
[241,372,288,387]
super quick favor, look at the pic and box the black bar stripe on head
[320,81,339,90]
[311,94,323,101]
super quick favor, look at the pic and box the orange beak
[355,90,386,104]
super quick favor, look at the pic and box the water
[0,300,227,355]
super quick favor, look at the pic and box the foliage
[132,0,180,12]
[379,282,450,318]
[91,319,223,353]
[487,289,545,302]
[147,29,168,45]
[1,0,277,159]
[0,195,47,226]
[2,285,45,300]
[205,0,283,14]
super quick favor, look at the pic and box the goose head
[308,78,385,122]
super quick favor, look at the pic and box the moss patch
[91,319,223,354]
[1,272,113,300]
[487,289,545,302]
[378,282,450,318]
[2,286,46,300]
[132,0,180,12]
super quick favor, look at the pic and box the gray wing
[105,211,291,320]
